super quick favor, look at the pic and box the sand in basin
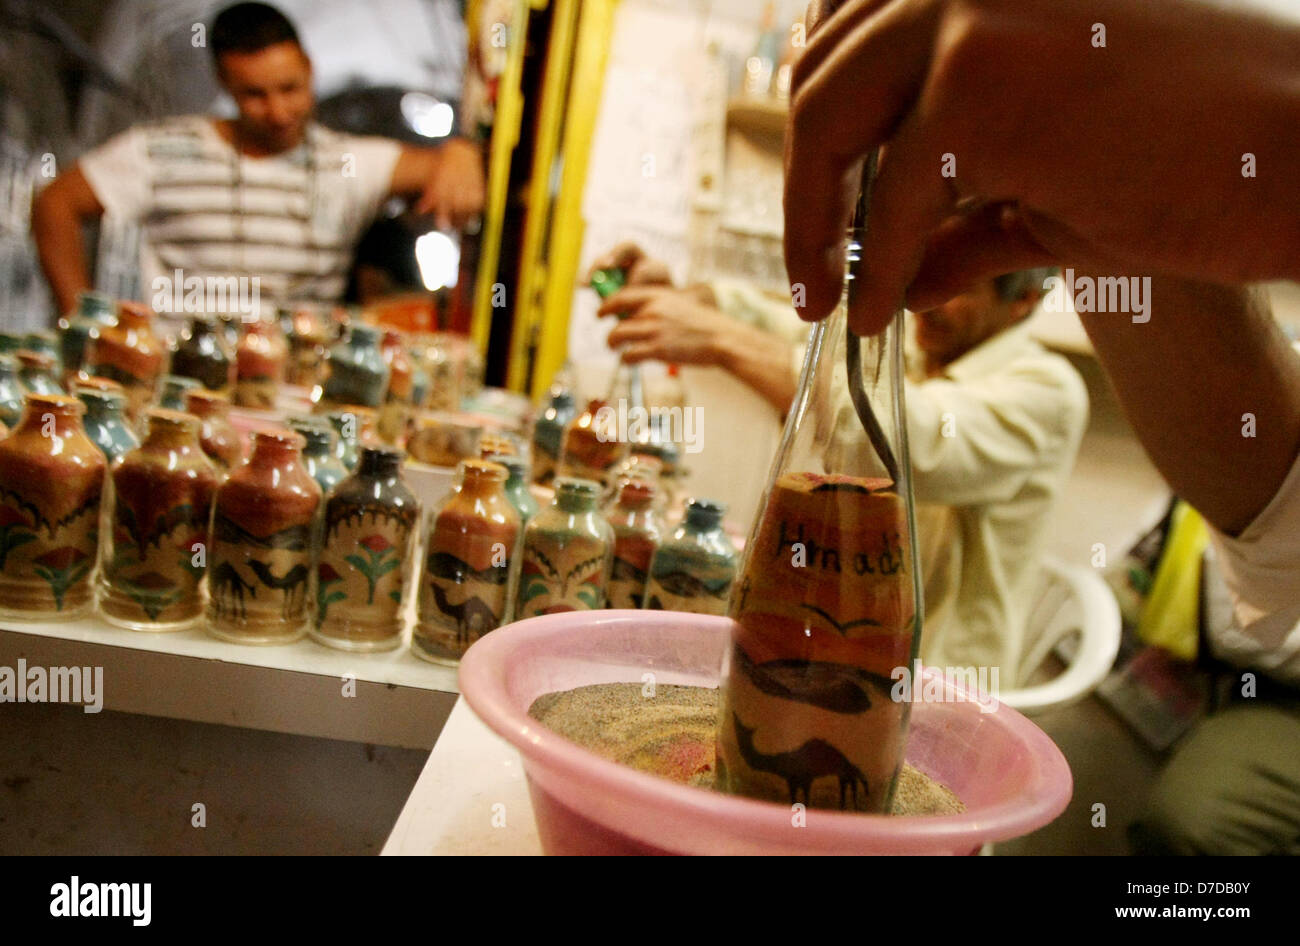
[528,682,965,816]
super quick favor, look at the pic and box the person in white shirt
[782,0,1300,855]
[31,1,484,317]
[591,244,1088,687]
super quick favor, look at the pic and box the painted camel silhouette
[430,583,500,647]
[732,713,869,810]
[211,562,257,621]
[247,560,309,618]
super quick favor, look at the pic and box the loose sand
[529,682,964,816]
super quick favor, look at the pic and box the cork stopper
[358,445,405,477]
[459,458,508,484]
[683,497,726,531]
[554,477,602,512]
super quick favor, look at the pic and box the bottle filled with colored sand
[715,233,923,814]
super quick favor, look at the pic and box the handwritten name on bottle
[773,519,905,576]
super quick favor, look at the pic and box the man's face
[914,279,1034,367]
[217,41,313,153]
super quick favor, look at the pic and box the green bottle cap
[590,268,626,300]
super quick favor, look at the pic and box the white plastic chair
[998,556,1122,716]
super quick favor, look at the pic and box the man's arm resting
[390,138,485,227]
[31,165,104,317]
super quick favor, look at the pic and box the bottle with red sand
[715,238,923,814]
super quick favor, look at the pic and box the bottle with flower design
[313,446,420,651]
[0,394,105,619]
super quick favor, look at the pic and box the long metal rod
[844,152,901,485]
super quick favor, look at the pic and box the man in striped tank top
[32,1,484,318]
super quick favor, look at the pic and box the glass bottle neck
[683,508,723,532]
[556,493,598,514]
[143,421,200,451]
[357,451,402,478]
[250,438,302,466]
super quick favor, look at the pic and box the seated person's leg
[1129,696,1300,855]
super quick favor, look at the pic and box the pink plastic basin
[459,610,1072,855]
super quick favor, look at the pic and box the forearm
[32,190,93,317]
[714,324,799,416]
[1078,276,1300,536]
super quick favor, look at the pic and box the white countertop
[382,697,541,855]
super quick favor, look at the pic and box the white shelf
[0,611,456,691]
[0,610,459,750]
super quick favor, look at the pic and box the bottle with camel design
[205,429,322,644]
[413,458,520,665]
[516,477,613,619]
[715,232,923,815]
[0,393,106,620]
[314,446,420,652]
[97,409,219,631]
[83,301,164,421]
[643,498,737,616]
[604,478,661,609]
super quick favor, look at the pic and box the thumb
[850,122,953,336]
[904,203,1059,311]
